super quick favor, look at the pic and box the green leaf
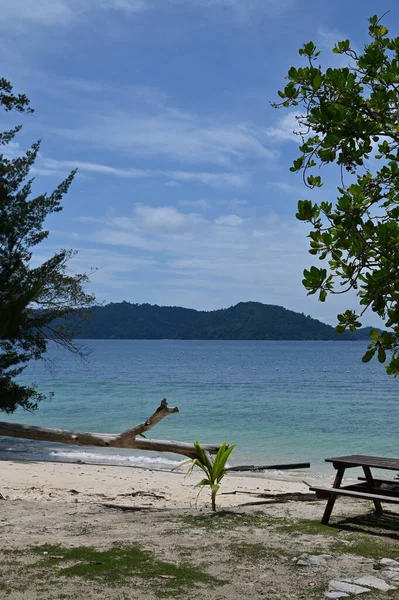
[319,289,327,302]
[378,347,387,363]
[362,349,376,363]
[197,478,211,487]
[312,72,322,90]
[369,329,380,342]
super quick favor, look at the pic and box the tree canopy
[0,78,95,413]
[274,14,399,375]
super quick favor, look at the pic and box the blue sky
[0,0,393,325]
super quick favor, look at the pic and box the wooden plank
[358,476,399,486]
[325,455,399,471]
[226,462,310,472]
[310,485,399,504]
[345,484,399,499]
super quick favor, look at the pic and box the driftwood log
[226,462,310,472]
[0,399,220,459]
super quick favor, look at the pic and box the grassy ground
[2,501,399,599]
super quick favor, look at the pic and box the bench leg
[321,466,345,525]
[363,466,383,515]
[322,495,337,525]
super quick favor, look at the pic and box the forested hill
[71,301,370,340]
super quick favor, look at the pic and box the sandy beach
[0,459,314,511]
[2,459,399,600]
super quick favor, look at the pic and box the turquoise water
[0,339,398,474]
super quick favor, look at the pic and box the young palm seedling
[175,441,236,511]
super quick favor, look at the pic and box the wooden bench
[312,455,399,524]
[311,485,399,523]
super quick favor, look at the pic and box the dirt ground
[1,494,399,600]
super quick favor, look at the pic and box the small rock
[325,593,349,599]
[380,558,399,567]
[293,553,333,567]
[353,576,396,592]
[381,569,399,581]
[292,553,309,565]
[329,581,371,595]
[308,554,333,567]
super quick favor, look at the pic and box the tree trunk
[0,399,221,459]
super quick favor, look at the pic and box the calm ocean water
[0,339,397,475]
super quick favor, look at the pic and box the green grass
[32,544,225,597]
[332,537,399,560]
[178,511,283,531]
[277,519,342,537]
[276,518,399,560]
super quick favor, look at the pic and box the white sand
[0,459,315,509]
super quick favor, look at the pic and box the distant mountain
[68,301,371,341]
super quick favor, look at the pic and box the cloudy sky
[0,0,392,325]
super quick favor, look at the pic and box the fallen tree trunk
[0,399,220,459]
[226,462,310,472]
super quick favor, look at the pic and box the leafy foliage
[176,441,236,511]
[0,78,95,413]
[274,15,399,374]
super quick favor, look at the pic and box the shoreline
[0,458,322,510]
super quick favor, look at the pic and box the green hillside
[70,301,366,340]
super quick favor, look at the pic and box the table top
[325,455,399,471]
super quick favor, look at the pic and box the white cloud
[43,158,147,178]
[271,182,298,194]
[53,107,275,167]
[266,111,303,142]
[0,0,73,26]
[133,204,202,234]
[215,214,243,227]
[3,141,22,159]
[77,216,157,250]
[0,0,148,27]
[317,27,344,50]
[59,206,367,323]
[0,0,295,31]
[37,158,248,189]
[168,170,248,188]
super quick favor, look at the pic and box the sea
[0,339,397,478]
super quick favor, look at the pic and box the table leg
[321,466,345,525]
[362,465,383,515]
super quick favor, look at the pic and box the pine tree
[0,78,95,412]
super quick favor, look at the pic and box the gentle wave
[49,449,182,468]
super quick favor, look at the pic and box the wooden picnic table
[310,455,399,525]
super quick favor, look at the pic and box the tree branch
[0,399,221,458]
